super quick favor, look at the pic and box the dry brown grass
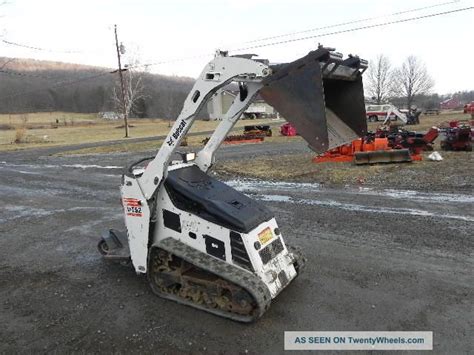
[1,109,469,153]
[367,110,469,132]
[215,152,382,184]
[215,149,473,191]
[55,134,208,156]
[0,112,281,152]
[215,111,473,189]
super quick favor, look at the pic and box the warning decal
[123,198,143,217]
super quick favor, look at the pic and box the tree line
[365,54,473,109]
[0,57,196,119]
[1,55,471,118]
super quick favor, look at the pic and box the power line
[229,6,474,53]
[0,5,471,101]
[131,53,212,71]
[0,1,465,71]
[1,38,209,74]
[134,4,472,69]
[234,0,461,46]
[2,39,84,54]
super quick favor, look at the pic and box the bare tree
[113,69,146,117]
[112,55,147,127]
[393,56,434,109]
[366,54,393,104]
[0,57,15,69]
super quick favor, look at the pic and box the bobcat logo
[166,119,187,146]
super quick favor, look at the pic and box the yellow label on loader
[258,227,273,245]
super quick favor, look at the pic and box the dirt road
[0,144,472,353]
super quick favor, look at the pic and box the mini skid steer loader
[98,46,368,322]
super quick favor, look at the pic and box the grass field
[215,148,473,192]
[214,111,473,189]
[0,112,281,152]
[367,110,469,131]
[0,110,470,153]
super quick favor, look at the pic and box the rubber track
[150,237,272,322]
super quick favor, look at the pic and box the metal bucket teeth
[354,149,412,165]
[260,47,368,153]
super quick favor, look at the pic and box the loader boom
[139,55,269,199]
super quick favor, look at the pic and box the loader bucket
[260,47,368,153]
[354,149,412,165]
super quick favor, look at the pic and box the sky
[0,0,473,94]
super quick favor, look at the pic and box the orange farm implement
[224,135,264,144]
[313,125,440,165]
[313,137,416,165]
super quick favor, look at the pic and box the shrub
[14,127,27,143]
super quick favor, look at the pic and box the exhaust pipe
[260,46,368,153]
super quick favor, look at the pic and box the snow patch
[0,162,122,170]
[373,189,474,204]
[227,179,321,192]
[0,205,116,223]
[255,194,474,222]
[62,164,122,169]
[228,178,474,204]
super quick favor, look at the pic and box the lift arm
[137,54,270,200]
[195,82,262,172]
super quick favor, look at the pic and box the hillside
[0,57,110,72]
[0,57,196,118]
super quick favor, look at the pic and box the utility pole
[114,24,129,138]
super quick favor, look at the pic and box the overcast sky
[1,0,473,94]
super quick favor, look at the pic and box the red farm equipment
[313,137,414,165]
[280,122,297,136]
[381,126,439,155]
[439,120,473,151]
[312,125,439,165]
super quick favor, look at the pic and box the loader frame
[122,53,271,272]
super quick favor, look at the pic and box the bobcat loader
[98,46,368,322]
